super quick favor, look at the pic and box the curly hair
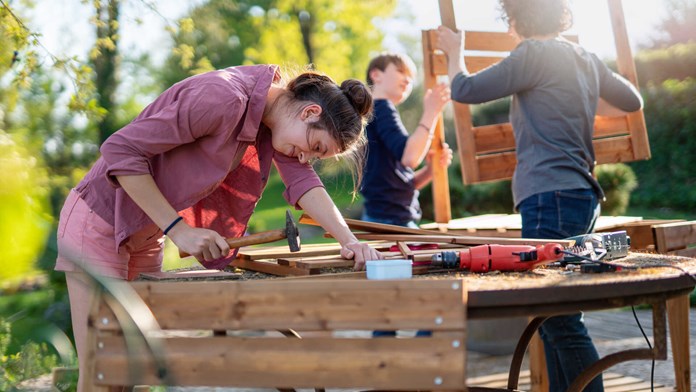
[499,0,573,38]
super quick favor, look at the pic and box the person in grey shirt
[436,0,643,391]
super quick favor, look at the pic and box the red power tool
[430,243,564,272]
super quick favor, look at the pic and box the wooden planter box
[85,278,468,391]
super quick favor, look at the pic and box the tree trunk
[93,0,121,144]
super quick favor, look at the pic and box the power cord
[631,306,655,392]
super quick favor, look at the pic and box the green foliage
[635,42,696,87]
[595,163,638,216]
[0,319,60,390]
[0,131,52,289]
[629,78,696,211]
[161,0,397,86]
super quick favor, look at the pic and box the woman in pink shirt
[55,64,382,391]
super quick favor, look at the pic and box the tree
[92,0,122,144]
[162,0,397,86]
[647,0,696,48]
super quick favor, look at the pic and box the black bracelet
[417,122,430,132]
[163,216,183,235]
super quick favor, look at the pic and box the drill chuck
[430,251,460,269]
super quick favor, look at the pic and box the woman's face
[272,104,342,164]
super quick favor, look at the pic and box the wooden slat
[277,255,354,269]
[231,258,311,276]
[474,123,515,153]
[352,233,573,247]
[422,30,452,224]
[477,152,517,182]
[95,279,466,331]
[425,30,578,55]
[594,115,630,137]
[653,221,696,252]
[93,335,467,389]
[594,135,636,163]
[300,214,443,236]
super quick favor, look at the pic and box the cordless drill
[430,243,564,272]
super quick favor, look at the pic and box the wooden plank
[231,258,311,276]
[95,279,467,332]
[477,151,517,182]
[474,123,515,153]
[653,221,696,252]
[352,233,573,247]
[594,135,636,164]
[94,335,467,389]
[607,0,651,161]
[138,270,238,281]
[422,29,452,224]
[300,213,442,236]
[277,255,355,269]
[666,294,690,392]
[595,115,630,137]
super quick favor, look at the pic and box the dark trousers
[519,188,603,392]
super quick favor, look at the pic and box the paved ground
[17,308,695,391]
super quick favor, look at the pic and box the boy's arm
[401,84,450,168]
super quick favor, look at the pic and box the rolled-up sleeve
[274,152,324,208]
[101,83,239,187]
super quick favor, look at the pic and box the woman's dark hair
[286,71,373,197]
[499,0,573,38]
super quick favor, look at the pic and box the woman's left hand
[341,241,383,271]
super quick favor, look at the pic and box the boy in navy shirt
[361,53,452,228]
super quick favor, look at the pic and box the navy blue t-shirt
[360,99,421,223]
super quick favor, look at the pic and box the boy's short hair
[365,53,417,87]
[499,0,573,38]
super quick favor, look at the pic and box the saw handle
[178,229,286,258]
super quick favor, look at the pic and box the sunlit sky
[24,0,670,72]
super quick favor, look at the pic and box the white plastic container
[366,259,413,280]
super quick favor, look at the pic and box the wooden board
[300,214,442,235]
[89,278,468,389]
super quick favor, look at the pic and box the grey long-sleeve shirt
[451,38,642,208]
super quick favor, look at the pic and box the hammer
[179,210,301,258]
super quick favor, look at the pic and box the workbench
[86,252,695,391]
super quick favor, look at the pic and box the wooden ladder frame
[423,0,651,214]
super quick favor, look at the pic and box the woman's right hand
[435,26,464,59]
[167,222,231,262]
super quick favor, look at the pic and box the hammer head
[285,210,301,252]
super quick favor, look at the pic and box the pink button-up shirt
[75,65,323,268]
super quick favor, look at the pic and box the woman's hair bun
[340,79,373,117]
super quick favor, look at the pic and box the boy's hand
[423,83,451,116]
[426,142,454,168]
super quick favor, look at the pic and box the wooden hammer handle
[178,229,286,258]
